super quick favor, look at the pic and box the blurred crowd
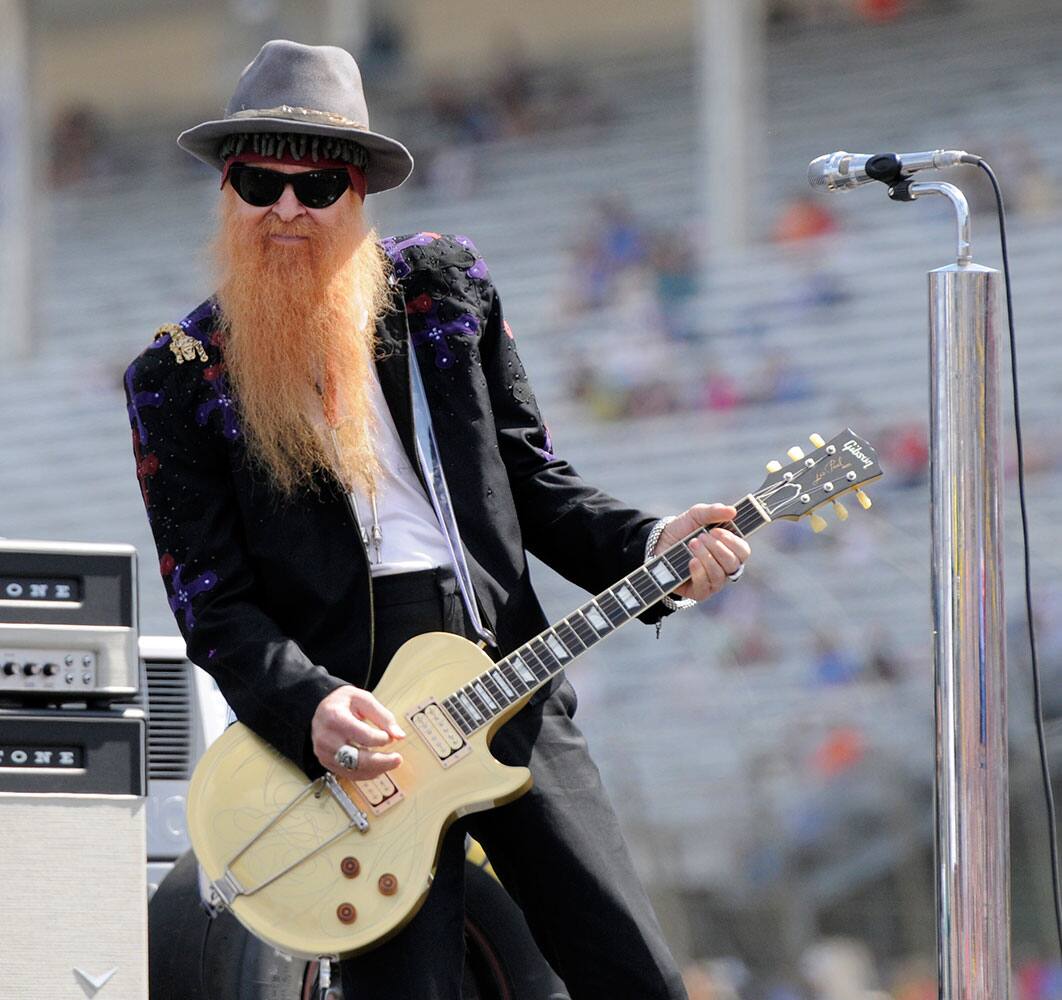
[683,942,1062,1000]
[767,0,958,27]
[556,193,845,423]
[411,40,614,199]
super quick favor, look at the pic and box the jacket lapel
[374,314,429,495]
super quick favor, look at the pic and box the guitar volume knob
[337,903,357,924]
[378,873,399,896]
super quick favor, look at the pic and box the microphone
[808,149,976,192]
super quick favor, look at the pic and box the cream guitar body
[188,633,532,959]
[186,428,882,961]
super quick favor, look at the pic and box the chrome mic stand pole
[808,150,1010,996]
[904,178,1009,1000]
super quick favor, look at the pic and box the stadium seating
[2,0,1059,899]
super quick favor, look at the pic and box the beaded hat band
[177,40,413,195]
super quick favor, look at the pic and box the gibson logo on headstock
[843,439,874,470]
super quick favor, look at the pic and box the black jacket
[124,233,666,772]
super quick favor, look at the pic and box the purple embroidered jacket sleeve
[124,343,346,771]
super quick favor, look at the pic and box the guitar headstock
[752,429,883,530]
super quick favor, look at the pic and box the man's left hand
[653,503,751,603]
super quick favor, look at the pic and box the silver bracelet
[645,516,697,612]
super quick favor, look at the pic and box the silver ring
[726,565,745,583]
[334,744,360,771]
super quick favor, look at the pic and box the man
[125,40,750,999]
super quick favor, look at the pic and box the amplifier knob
[22,663,39,676]
[43,663,59,677]
[2,662,17,676]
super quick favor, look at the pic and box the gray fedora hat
[177,39,414,195]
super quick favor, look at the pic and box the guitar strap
[405,305,498,650]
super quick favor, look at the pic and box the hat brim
[177,117,414,195]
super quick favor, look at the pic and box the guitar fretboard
[440,496,768,736]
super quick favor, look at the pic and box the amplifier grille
[144,660,193,780]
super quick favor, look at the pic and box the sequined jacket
[124,233,665,773]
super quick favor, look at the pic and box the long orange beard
[211,192,391,497]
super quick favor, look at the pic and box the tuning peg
[809,433,825,449]
[787,446,805,461]
[766,460,782,473]
[809,512,828,533]
[855,489,872,510]
[832,499,849,521]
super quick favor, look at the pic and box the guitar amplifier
[0,709,148,998]
[0,540,139,702]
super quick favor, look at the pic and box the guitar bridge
[408,700,471,768]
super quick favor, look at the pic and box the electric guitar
[186,429,882,959]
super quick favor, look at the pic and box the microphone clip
[886,178,917,203]
[862,154,918,202]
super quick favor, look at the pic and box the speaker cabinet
[0,712,148,998]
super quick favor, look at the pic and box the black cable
[975,156,1062,960]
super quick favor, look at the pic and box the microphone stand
[886,175,1010,1000]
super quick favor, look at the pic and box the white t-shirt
[312,367,454,577]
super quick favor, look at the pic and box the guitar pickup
[353,771,403,816]
[408,700,471,769]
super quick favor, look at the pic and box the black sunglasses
[227,164,352,209]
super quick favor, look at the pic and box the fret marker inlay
[585,604,609,632]
[649,562,677,586]
[545,634,570,660]
[459,693,482,722]
[616,585,640,610]
[474,682,497,711]
[511,656,536,684]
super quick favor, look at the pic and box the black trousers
[340,568,686,1000]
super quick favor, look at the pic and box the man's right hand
[311,685,406,778]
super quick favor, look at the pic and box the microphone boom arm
[908,181,972,265]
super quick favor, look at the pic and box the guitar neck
[439,496,771,737]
